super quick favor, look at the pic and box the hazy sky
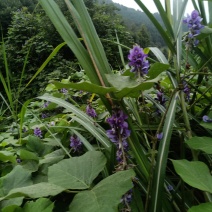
[112,0,194,14]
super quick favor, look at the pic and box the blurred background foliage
[0,0,166,103]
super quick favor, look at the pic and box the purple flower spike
[86,105,97,118]
[128,45,149,76]
[34,127,42,138]
[203,115,212,123]
[183,81,190,101]
[183,10,204,48]
[70,135,83,152]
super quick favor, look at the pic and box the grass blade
[39,0,100,85]
[25,42,66,88]
[149,91,179,212]
[134,0,176,54]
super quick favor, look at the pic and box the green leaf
[186,136,212,154]
[147,63,170,79]
[0,197,24,210]
[27,136,52,157]
[0,165,32,197]
[39,149,65,165]
[172,160,212,193]
[23,198,54,212]
[0,151,16,163]
[2,205,23,212]
[188,203,212,212]
[48,151,107,190]
[200,122,212,130]
[106,74,155,99]
[53,81,115,95]
[0,183,64,201]
[18,149,39,161]
[69,169,135,212]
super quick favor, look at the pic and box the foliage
[0,0,212,211]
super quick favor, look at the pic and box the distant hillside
[98,0,165,47]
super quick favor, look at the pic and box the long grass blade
[134,0,176,54]
[149,91,179,212]
[38,95,111,149]
[25,42,66,88]
[39,0,100,85]
[153,0,174,39]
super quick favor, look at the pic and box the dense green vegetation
[0,0,212,211]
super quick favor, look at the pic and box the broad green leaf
[186,136,212,154]
[0,151,16,163]
[18,149,39,161]
[200,123,212,130]
[0,183,64,201]
[172,160,212,193]
[53,81,115,95]
[2,205,23,212]
[27,136,52,157]
[23,198,54,212]
[0,165,32,197]
[39,149,65,165]
[150,91,179,212]
[147,63,170,79]
[188,203,212,212]
[48,151,106,190]
[106,74,155,98]
[69,169,135,212]
[0,197,24,210]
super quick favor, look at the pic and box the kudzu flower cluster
[183,10,204,48]
[106,110,131,163]
[34,127,42,138]
[128,45,149,76]
[70,135,83,152]
[183,80,190,101]
[86,104,97,118]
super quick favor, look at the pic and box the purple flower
[86,105,97,118]
[41,113,48,119]
[121,189,133,205]
[183,81,190,101]
[16,158,21,163]
[203,115,212,123]
[183,10,204,48]
[167,185,174,191]
[70,135,83,152]
[34,127,42,138]
[155,91,166,106]
[128,45,149,76]
[60,88,68,94]
[106,110,131,144]
[106,110,131,164]
[157,132,163,140]
[43,101,50,108]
